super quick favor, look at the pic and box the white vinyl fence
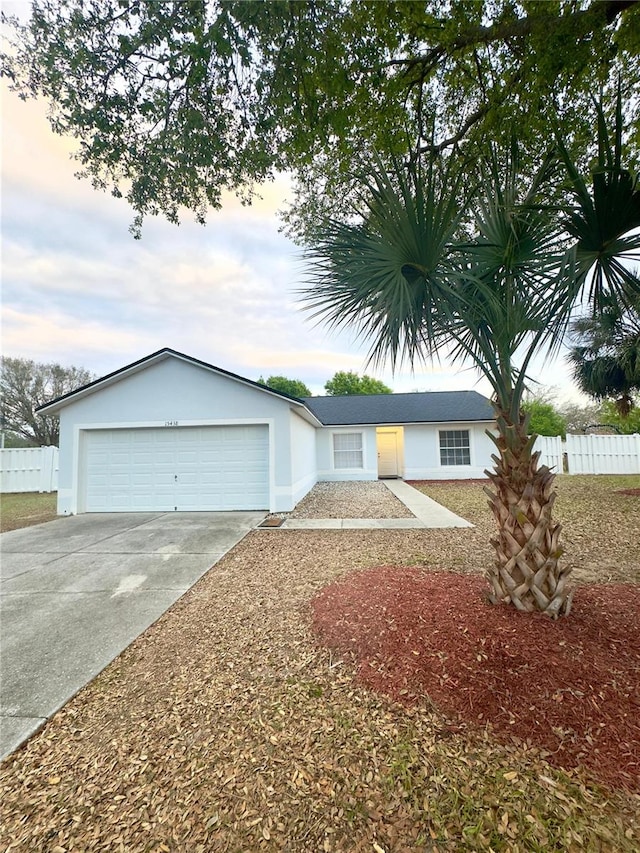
[0,446,59,493]
[565,433,640,474]
[534,434,640,475]
[534,435,564,472]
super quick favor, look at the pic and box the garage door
[83,425,269,512]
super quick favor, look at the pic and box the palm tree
[301,118,639,618]
[568,292,640,417]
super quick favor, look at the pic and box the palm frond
[568,287,640,409]
[556,84,640,312]
[300,155,469,370]
[301,141,571,415]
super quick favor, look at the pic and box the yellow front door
[377,431,398,478]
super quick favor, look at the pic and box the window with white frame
[439,430,471,466]
[333,432,364,469]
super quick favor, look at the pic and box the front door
[377,431,398,478]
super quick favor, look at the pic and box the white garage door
[83,425,269,512]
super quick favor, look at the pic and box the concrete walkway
[279,480,473,529]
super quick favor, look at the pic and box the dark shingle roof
[303,391,494,426]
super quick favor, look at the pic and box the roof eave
[318,418,495,427]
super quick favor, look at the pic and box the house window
[333,432,364,469]
[439,430,471,466]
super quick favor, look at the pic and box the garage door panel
[176,452,199,466]
[110,473,132,487]
[84,426,269,512]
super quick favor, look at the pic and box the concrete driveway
[0,510,264,760]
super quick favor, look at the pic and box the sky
[1,11,586,402]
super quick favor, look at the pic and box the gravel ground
[275,481,415,519]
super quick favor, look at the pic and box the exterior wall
[315,426,378,481]
[288,411,318,508]
[56,358,302,514]
[315,422,494,482]
[403,422,494,480]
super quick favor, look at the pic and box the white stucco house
[38,348,497,515]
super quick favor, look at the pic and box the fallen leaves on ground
[1,476,639,851]
[410,475,640,585]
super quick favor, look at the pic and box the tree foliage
[1,431,36,449]
[598,398,640,434]
[324,371,392,396]
[258,375,312,398]
[552,398,640,434]
[568,291,640,416]
[0,357,94,446]
[3,1,638,236]
[522,399,567,438]
[556,401,602,434]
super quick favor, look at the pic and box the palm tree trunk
[484,408,573,618]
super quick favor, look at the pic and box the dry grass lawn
[1,492,57,533]
[1,475,638,852]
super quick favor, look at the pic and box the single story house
[38,348,496,515]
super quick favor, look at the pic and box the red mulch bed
[618,488,640,496]
[311,568,640,793]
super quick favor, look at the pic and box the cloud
[1,307,154,370]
